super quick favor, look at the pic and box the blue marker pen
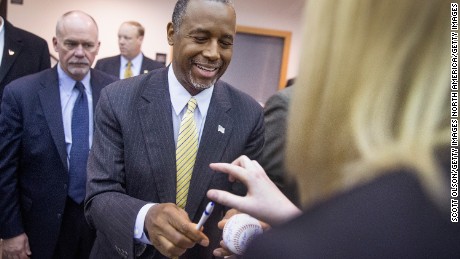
[196,202,214,230]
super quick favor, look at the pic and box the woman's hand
[207,155,301,226]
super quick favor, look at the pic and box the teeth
[196,64,217,72]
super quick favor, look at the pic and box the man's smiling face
[168,0,236,95]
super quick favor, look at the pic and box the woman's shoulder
[244,168,460,259]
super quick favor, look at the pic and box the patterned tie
[124,61,133,78]
[68,81,89,204]
[176,98,198,209]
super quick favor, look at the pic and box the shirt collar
[0,17,5,34]
[57,63,91,92]
[121,53,143,69]
[168,65,213,118]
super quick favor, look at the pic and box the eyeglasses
[62,40,98,52]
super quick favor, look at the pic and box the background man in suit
[0,12,51,111]
[94,21,164,79]
[0,10,117,259]
[259,85,300,206]
[84,0,264,258]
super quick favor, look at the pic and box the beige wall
[7,0,304,79]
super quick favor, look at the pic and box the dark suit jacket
[0,19,50,110]
[0,67,117,259]
[259,87,299,205]
[85,67,265,259]
[244,167,460,258]
[94,54,164,78]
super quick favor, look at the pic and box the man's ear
[167,22,175,46]
[52,37,59,52]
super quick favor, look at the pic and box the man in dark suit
[84,0,264,258]
[0,15,51,111]
[0,11,117,259]
[94,21,164,79]
[259,85,300,206]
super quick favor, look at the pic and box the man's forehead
[181,1,236,28]
[184,0,235,17]
[60,34,98,43]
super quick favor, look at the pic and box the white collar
[168,65,213,118]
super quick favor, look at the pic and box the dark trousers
[53,197,95,259]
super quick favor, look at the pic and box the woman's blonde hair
[286,0,450,208]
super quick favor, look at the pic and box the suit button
[57,213,62,219]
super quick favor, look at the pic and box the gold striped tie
[124,61,133,78]
[176,98,198,209]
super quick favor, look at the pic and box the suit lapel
[89,69,104,111]
[138,71,177,203]
[114,56,122,78]
[38,67,68,171]
[140,56,149,75]
[186,82,234,218]
[0,21,22,84]
[140,56,146,74]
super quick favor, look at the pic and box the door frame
[236,25,291,90]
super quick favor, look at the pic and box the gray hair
[172,0,234,32]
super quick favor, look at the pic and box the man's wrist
[134,203,157,244]
[143,225,150,241]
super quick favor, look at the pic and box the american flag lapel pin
[218,125,225,134]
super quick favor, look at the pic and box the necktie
[176,98,198,209]
[68,81,89,204]
[124,61,133,78]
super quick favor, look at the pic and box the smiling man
[84,0,265,258]
[94,21,164,79]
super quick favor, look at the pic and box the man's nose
[74,44,85,56]
[203,40,220,61]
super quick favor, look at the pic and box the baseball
[223,213,263,255]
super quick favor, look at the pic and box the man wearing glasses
[0,10,117,259]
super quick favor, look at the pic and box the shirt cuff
[134,203,157,244]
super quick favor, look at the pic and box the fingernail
[209,191,218,199]
[200,239,209,247]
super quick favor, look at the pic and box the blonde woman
[207,0,459,257]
